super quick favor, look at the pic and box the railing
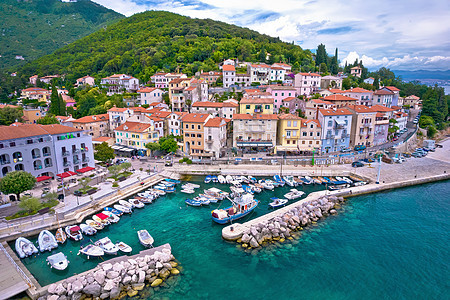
[73,160,80,164]
[43,152,51,157]
[0,243,33,288]
[73,149,81,154]
[254,109,262,113]
[44,164,52,168]
[0,161,11,165]
[62,151,70,156]
[81,148,88,153]
[32,155,40,159]
[206,139,213,144]
[34,165,43,170]
[83,157,90,163]
[325,134,335,139]
[363,123,371,127]
[334,124,345,129]
[63,161,71,167]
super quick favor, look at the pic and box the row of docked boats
[185,187,229,206]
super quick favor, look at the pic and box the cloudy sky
[92,0,450,71]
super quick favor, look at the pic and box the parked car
[354,145,366,151]
[436,144,443,148]
[352,161,364,168]
[340,147,352,153]
[393,136,399,141]
[412,152,422,158]
[164,160,173,167]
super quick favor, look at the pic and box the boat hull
[212,204,258,224]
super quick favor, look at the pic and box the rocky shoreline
[41,246,180,300]
[237,195,345,249]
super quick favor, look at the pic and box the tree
[419,115,435,128]
[120,162,132,172]
[278,107,290,114]
[315,44,328,67]
[319,63,328,74]
[427,125,437,138]
[259,47,267,62]
[145,142,160,156]
[49,84,62,115]
[329,48,339,74]
[160,136,179,153]
[78,177,92,189]
[342,77,352,90]
[108,165,122,178]
[18,196,42,213]
[162,93,170,107]
[36,115,59,125]
[94,142,115,162]
[0,171,36,201]
[0,106,23,125]
[296,109,306,118]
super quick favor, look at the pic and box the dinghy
[95,237,119,255]
[79,224,97,236]
[225,175,233,184]
[86,219,104,230]
[185,198,202,207]
[128,198,144,208]
[284,189,305,200]
[47,252,69,270]
[102,211,120,223]
[38,230,58,252]
[55,228,67,244]
[218,175,226,184]
[182,183,200,189]
[104,206,123,216]
[116,241,132,253]
[212,176,218,183]
[137,230,154,248]
[93,213,110,226]
[194,196,210,205]
[65,225,83,241]
[119,199,134,209]
[247,176,257,183]
[181,188,195,194]
[15,237,38,258]
[114,204,132,214]
[150,188,166,196]
[204,175,212,184]
[136,196,152,204]
[283,176,296,187]
[78,244,104,259]
[268,197,289,208]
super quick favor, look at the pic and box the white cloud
[92,0,450,71]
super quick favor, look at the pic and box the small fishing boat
[212,176,218,183]
[164,178,180,184]
[78,244,104,259]
[79,224,97,236]
[15,237,38,258]
[161,181,176,187]
[86,219,104,230]
[328,184,351,191]
[119,199,134,209]
[165,186,176,193]
[247,176,257,183]
[352,181,367,187]
[185,198,202,207]
[204,187,228,200]
[218,175,226,184]
[211,193,259,224]
[283,176,296,187]
[293,177,304,185]
[65,225,83,241]
[181,188,195,194]
[137,230,154,248]
[102,211,120,223]
[249,184,262,193]
[55,228,67,244]
[136,196,152,204]
[300,177,312,185]
[241,185,254,194]
[95,237,119,255]
[38,230,58,252]
[114,204,132,214]
[93,213,111,226]
[230,186,245,197]
[150,188,166,196]
[182,183,200,189]
[268,197,289,208]
[194,196,210,205]
[104,206,123,216]
[116,241,132,253]
[284,188,305,200]
[204,175,212,184]
[273,175,285,186]
[259,179,274,190]
[225,175,233,184]
[128,198,144,208]
[47,252,69,270]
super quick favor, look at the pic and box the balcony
[325,134,335,139]
[342,134,350,138]
[73,159,80,165]
[206,139,213,144]
[44,163,52,168]
[34,165,43,170]
[62,151,70,157]
[73,149,81,154]
[334,124,345,129]
[43,152,51,157]
[254,108,263,113]
[247,127,265,133]
[363,123,372,128]
[63,161,71,167]
[32,154,41,159]
[1,160,11,165]
[82,157,90,163]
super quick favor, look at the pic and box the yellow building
[20,87,50,102]
[181,113,212,157]
[114,121,160,155]
[276,114,321,154]
[239,97,274,114]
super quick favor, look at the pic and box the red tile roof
[370,105,396,112]
[278,113,302,120]
[115,121,153,132]
[240,98,274,104]
[319,108,352,116]
[344,87,371,93]
[282,97,297,102]
[384,86,400,92]
[374,89,394,95]
[93,136,112,142]
[222,65,235,71]
[301,119,321,128]
[329,89,345,94]
[323,95,357,101]
[298,72,320,77]
[192,101,223,108]
[137,87,158,93]
[0,124,82,141]
[233,114,278,120]
[108,107,128,112]
[72,114,109,123]
[310,99,334,105]
[181,113,210,123]
[204,117,227,127]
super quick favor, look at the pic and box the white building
[137,87,164,105]
[222,65,236,88]
[318,108,353,153]
[100,74,139,95]
[75,76,95,87]
[0,124,94,178]
[248,64,271,84]
[373,89,394,107]
[269,66,286,82]
[343,87,373,106]
[191,101,238,119]
[204,117,229,159]
[294,72,321,97]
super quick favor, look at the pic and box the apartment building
[191,101,238,119]
[294,72,321,96]
[72,114,109,138]
[204,117,229,159]
[181,113,212,157]
[239,98,274,114]
[345,105,376,148]
[232,114,278,152]
[318,108,353,153]
[100,74,139,95]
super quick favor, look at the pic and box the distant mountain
[19,10,313,82]
[393,70,450,81]
[0,0,123,69]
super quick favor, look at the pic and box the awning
[96,213,109,220]
[56,171,77,178]
[111,145,122,150]
[70,225,80,232]
[76,166,95,173]
[335,120,346,126]
[36,175,51,182]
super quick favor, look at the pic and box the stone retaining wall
[36,244,181,300]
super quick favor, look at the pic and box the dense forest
[0,0,123,69]
[18,11,314,84]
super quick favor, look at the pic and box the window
[198,125,201,130]
[286,131,291,137]
[185,133,189,137]
[186,124,188,129]
[197,134,202,138]
[287,121,291,127]
[191,125,194,129]
[293,121,297,127]
[246,105,250,109]
[287,140,290,144]
[310,132,313,136]
[265,105,270,109]
[191,134,196,137]
[317,132,320,136]
[328,120,332,127]
[198,142,201,146]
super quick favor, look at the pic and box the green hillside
[0,0,123,69]
[20,11,314,83]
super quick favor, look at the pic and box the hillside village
[0,56,424,180]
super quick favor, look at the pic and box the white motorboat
[38,230,58,252]
[182,183,200,189]
[79,224,97,236]
[119,199,134,209]
[93,213,111,226]
[150,188,166,196]
[116,241,132,253]
[231,180,242,187]
[86,219,104,230]
[204,187,228,200]
[78,244,104,259]
[65,225,83,241]
[102,211,120,223]
[268,197,289,208]
[225,175,233,184]
[218,175,226,184]
[137,230,154,248]
[128,198,144,208]
[15,237,38,258]
[249,184,262,193]
[283,176,296,187]
[47,252,69,270]
[284,188,305,200]
[181,189,195,194]
[136,196,152,204]
[114,204,132,214]
[259,179,274,190]
[95,237,119,255]
[247,176,257,183]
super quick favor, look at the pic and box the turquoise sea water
[11,179,450,299]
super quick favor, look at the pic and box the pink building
[266,86,297,112]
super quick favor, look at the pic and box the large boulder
[47,284,57,294]
[103,280,116,291]
[250,226,259,237]
[54,283,66,296]
[122,276,132,285]
[47,295,59,300]
[249,237,259,248]
[106,271,120,279]
[71,280,84,293]
[138,270,146,283]
[109,287,120,299]
[102,263,113,272]
[83,283,102,296]
[94,270,106,285]
[112,263,124,274]
[151,278,163,287]
[241,233,251,243]
[100,292,110,299]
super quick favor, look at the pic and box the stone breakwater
[41,245,180,300]
[237,195,344,249]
